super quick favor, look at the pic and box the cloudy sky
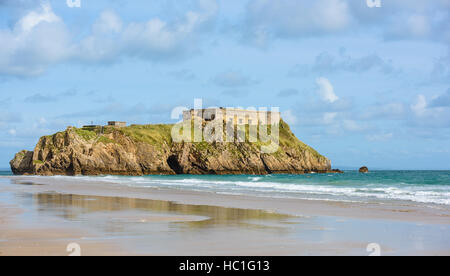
[0,0,449,169]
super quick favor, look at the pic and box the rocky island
[10,120,339,176]
[359,166,369,173]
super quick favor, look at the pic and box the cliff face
[10,121,334,176]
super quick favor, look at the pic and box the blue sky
[0,0,450,169]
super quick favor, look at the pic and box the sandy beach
[0,175,449,256]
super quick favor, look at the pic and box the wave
[20,173,450,206]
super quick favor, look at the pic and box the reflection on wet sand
[14,181,43,186]
[31,192,295,230]
[0,182,306,255]
[4,178,449,255]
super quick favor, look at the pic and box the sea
[1,170,449,206]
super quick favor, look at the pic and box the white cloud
[92,10,123,34]
[0,0,219,77]
[315,0,351,31]
[411,94,427,117]
[244,0,352,46]
[0,2,70,76]
[407,14,431,37]
[242,0,450,46]
[76,1,218,63]
[316,77,339,103]
[8,129,16,136]
[386,14,432,40]
[16,2,61,32]
[408,92,450,128]
[357,0,450,43]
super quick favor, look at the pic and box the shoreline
[8,169,344,177]
[3,175,450,225]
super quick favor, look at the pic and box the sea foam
[18,171,450,205]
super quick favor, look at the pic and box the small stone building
[108,121,127,127]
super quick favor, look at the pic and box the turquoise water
[0,170,12,176]
[24,170,450,206]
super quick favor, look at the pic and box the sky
[0,0,449,170]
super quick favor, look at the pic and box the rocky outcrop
[359,166,369,173]
[10,150,34,175]
[10,121,338,176]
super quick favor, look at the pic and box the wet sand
[0,201,125,256]
[0,176,449,256]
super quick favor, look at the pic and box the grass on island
[57,120,325,160]
[277,120,323,159]
[74,128,97,141]
[71,125,174,147]
[96,136,116,145]
[118,124,174,147]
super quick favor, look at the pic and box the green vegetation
[171,119,324,159]
[33,160,44,165]
[102,126,116,135]
[278,120,323,159]
[226,143,246,159]
[193,141,221,158]
[96,136,116,144]
[82,125,102,132]
[118,124,173,147]
[194,141,213,151]
[44,120,325,161]
[74,128,97,141]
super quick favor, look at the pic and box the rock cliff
[10,120,337,176]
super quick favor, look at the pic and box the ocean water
[0,170,12,176]
[7,170,447,206]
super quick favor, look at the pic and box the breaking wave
[39,171,450,205]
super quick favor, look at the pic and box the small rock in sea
[359,166,369,173]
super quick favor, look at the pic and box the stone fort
[183,108,280,125]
